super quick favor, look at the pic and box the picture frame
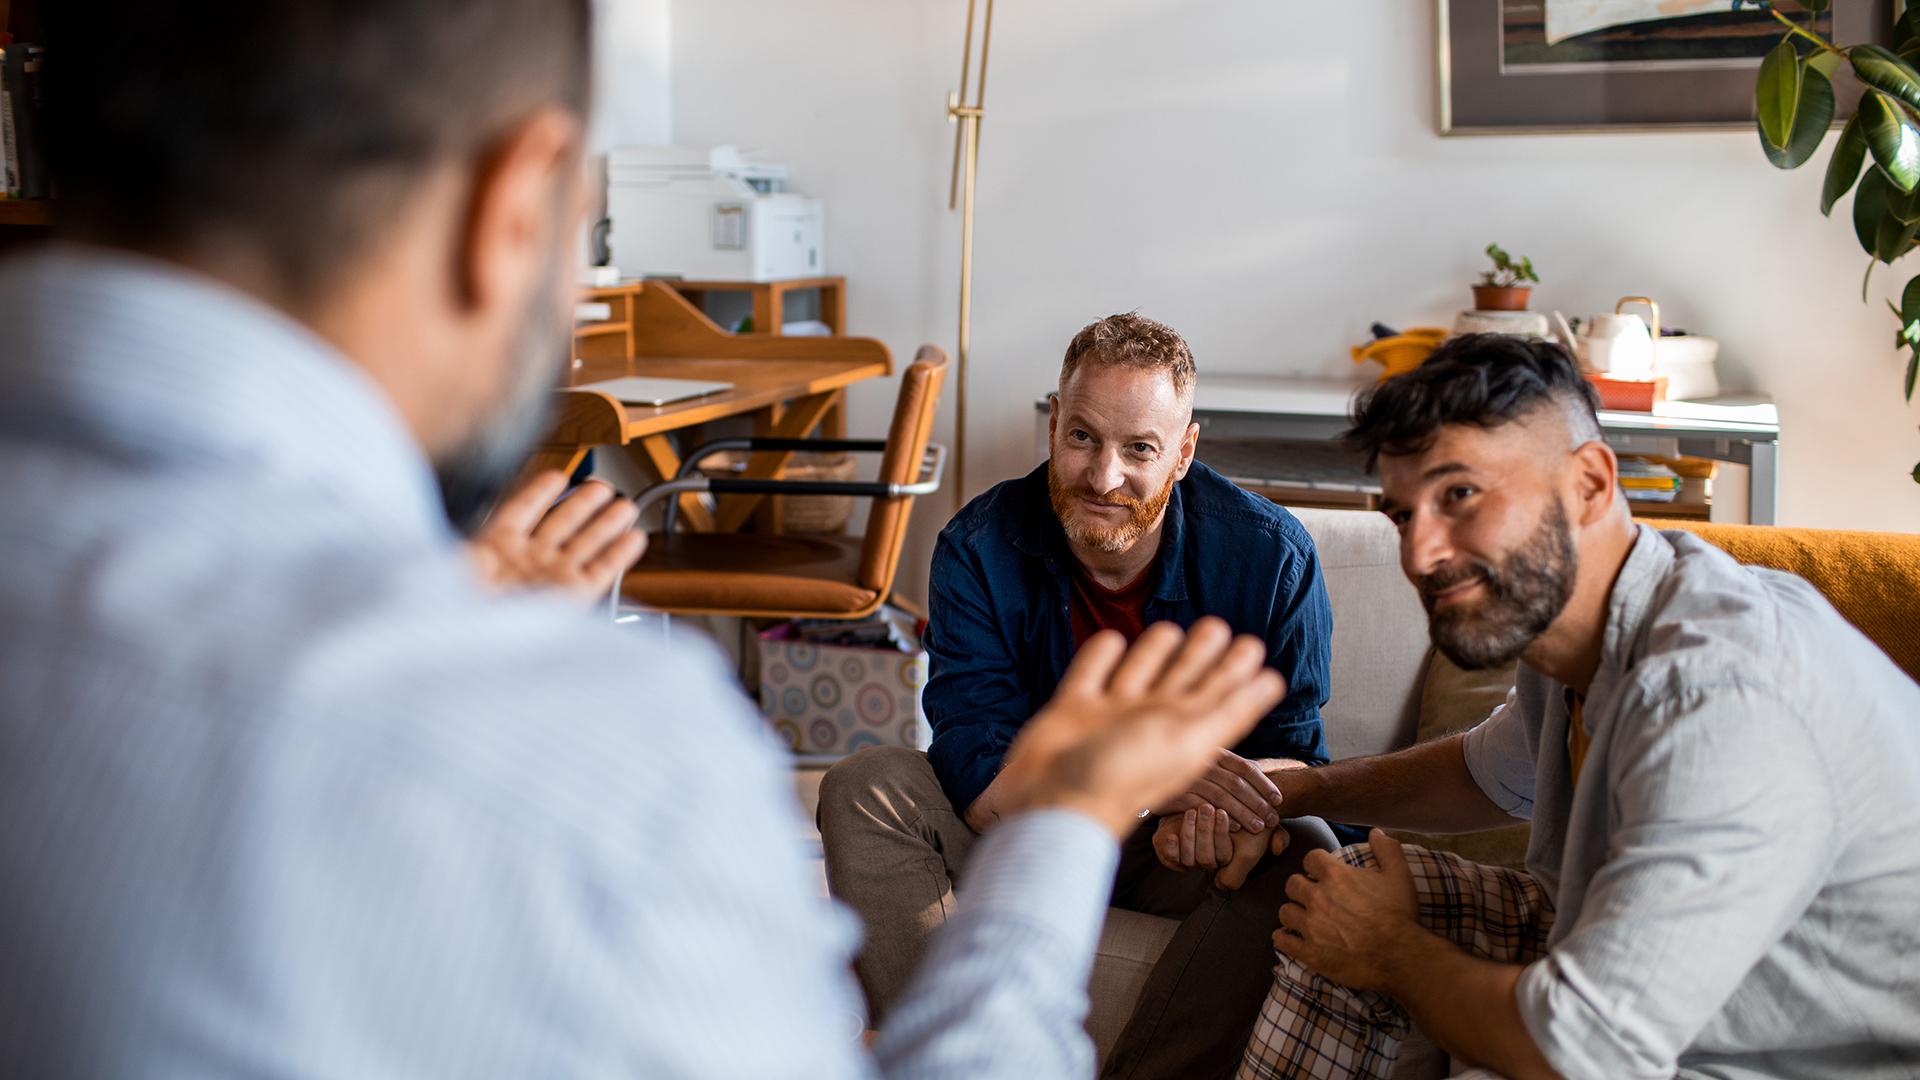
[1439,0,1898,134]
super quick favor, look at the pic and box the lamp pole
[946,0,993,510]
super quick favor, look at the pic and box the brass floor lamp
[946,0,994,510]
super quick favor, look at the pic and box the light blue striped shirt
[0,248,1118,1077]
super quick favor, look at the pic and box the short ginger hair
[1058,313,1196,403]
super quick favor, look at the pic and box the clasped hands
[1151,751,1305,889]
[1150,753,1427,991]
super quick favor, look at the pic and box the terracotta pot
[1471,285,1532,311]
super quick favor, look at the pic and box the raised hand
[465,471,644,603]
[996,618,1287,839]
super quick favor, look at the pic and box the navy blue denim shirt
[923,460,1335,820]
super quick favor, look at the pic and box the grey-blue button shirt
[0,248,1119,1078]
[1463,526,1920,1079]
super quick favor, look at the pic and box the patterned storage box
[758,611,930,758]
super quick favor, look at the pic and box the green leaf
[1858,90,1920,192]
[1911,461,1920,484]
[1856,166,1894,258]
[1900,6,1920,52]
[1903,274,1920,325]
[1822,113,1867,215]
[1807,0,1831,11]
[1908,348,1919,401]
[1891,177,1920,222]
[1873,205,1920,265]
[1850,45,1920,114]
[1809,50,1842,79]
[1876,207,1918,262]
[1760,67,1835,170]
[1758,38,1802,150]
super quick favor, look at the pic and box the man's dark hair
[46,0,593,299]
[1344,333,1602,471]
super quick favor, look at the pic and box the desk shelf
[655,276,845,336]
[1033,376,1780,525]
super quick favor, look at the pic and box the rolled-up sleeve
[1513,681,1835,1079]
[1459,686,1533,819]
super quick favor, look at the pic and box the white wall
[592,0,672,151]
[655,0,1920,600]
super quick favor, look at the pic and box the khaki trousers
[819,746,1337,1079]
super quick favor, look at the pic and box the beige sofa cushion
[1087,909,1180,1058]
[1287,508,1431,762]
[1391,652,1531,870]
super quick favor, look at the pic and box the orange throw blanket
[1645,520,1920,685]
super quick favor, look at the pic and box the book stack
[1617,458,1681,503]
[1,42,48,200]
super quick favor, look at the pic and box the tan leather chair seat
[622,532,880,615]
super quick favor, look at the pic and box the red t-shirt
[1068,560,1154,647]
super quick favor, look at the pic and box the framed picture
[1439,0,1897,133]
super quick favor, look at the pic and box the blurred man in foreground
[0,3,1285,1075]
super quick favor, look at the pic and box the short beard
[1417,499,1577,671]
[1047,460,1176,554]
[435,250,571,535]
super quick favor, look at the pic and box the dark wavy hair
[1344,333,1601,471]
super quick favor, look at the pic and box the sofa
[1086,506,1447,1076]
[1082,506,1920,1077]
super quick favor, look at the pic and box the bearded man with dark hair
[1236,334,1920,1080]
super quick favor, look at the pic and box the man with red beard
[820,313,1341,1078]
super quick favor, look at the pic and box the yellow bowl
[1351,328,1447,381]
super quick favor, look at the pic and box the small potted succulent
[1472,243,1540,311]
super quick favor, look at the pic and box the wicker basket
[700,450,857,534]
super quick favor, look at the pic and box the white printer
[606,145,826,282]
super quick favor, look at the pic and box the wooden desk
[659,276,846,336]
[574,284,641,360]
[534,284,891,532]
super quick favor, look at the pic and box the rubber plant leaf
[1850,45,1920,115]
[1761,65,1835,170]
[1855,166,1894,259]
[1822,112,1867,216]
[1758,37,1802,151]
[1857,89,1920,192]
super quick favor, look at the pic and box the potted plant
[1472,243,1540,311]
[1734,0,1920,483]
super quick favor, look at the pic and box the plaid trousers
[1236,843,1556,1080]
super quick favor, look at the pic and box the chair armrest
[641,444,946,533]
[610,444,946,620]
[674,437,889,479]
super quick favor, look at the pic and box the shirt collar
[0,246,449,545]
[1593,524,1677,697]
[1013,464,1190,604]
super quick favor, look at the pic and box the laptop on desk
[574,375,734,407]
